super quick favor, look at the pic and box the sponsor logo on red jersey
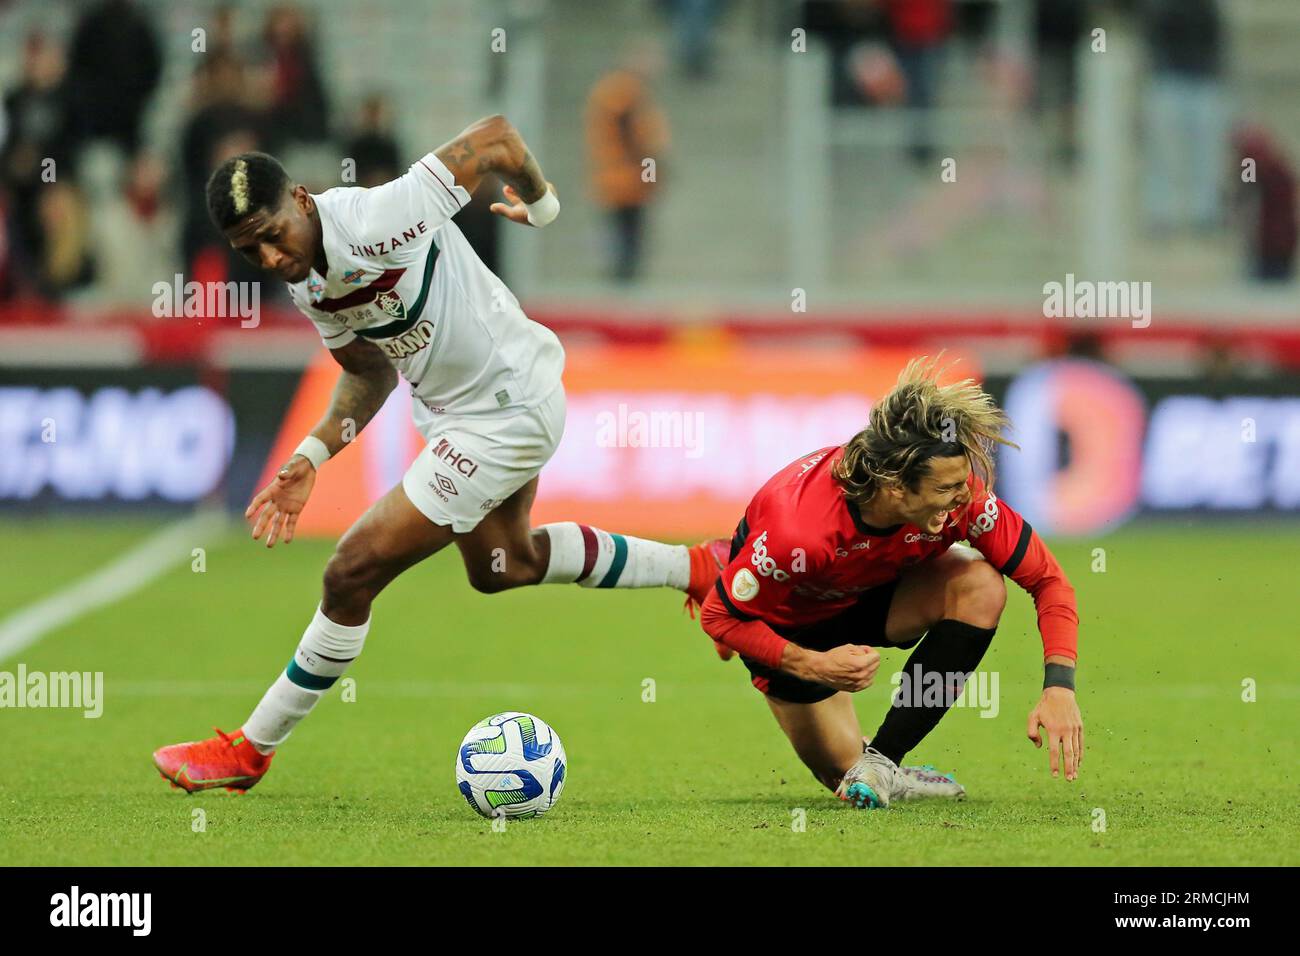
[967,492,1000,539]
[750,530,792,582]
[731,568,760,602]
[905,531,945,543]
[798,452,828,475]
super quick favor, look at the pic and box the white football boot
[897,763,967,802]
[836,746,966,809]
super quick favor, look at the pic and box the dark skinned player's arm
[433,114,549,202]
[306,339,398,458]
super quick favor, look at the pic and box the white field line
[0,511,232,663]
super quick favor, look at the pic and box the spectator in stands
[210,3,246,61]
[0,194,13,304]
[259,3,331,151]
[845,40,906,108]
[1232,124,1297,283]
[1,31,79,300]
[1140,0,1226,233]
[33,180,95,300]
[1032,0,1087,165]
[658,0,726,81]
[88,151,179,308]
[802,0,891,108]
[883,0,952,165]
[66,0,163,158]
[585,47,671,283]
[178,51,266,276]
[341,93,401,188]
[801,0,951,163]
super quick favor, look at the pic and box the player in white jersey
[153,115,729,793]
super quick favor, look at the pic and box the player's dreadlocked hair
[206,152,291,230]
[833,355,1017,505]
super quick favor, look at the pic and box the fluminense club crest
[375,289,406,319]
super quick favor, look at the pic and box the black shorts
[740,581,920,704]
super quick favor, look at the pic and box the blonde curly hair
[833,355,1016,505]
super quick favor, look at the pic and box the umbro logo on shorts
[430,473,458,499]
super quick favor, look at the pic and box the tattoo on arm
[311,342,397,455]
[499,148,547,204]
[437,121,548,202]
[443,136,475,170]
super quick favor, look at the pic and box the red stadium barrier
[4,303,1300,368]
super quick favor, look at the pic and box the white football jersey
[287,153,564,430]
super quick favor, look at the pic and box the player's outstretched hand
[1026,687,1083,781]
[489,182,556,225]
[809,644,881,693]
[245,455,317,549]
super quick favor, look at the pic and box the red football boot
[684,537,735,661]
[153,727,273,794]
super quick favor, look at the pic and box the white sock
[243,605,369,753]
[540,522,690,589]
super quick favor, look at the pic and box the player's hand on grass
[1027,687,1083,781]
[245,455,317,548]
[788,643,880,692]
[490,182,556,225]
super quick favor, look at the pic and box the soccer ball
[455,712,567,819]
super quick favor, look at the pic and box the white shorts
[402,386,566,533]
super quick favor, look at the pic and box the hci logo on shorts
[431,438,478,477]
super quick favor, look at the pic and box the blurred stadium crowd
[0,0,1294,320]
[0,1,384,311]
[799,0,1295,282]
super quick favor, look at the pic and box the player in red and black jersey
[700,357,1083,808]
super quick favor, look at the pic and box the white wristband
[293,436,331,471]
[524,187,560,227]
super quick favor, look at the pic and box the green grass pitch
[0,517,1296,866]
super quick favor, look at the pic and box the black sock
[869,619,997,766]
